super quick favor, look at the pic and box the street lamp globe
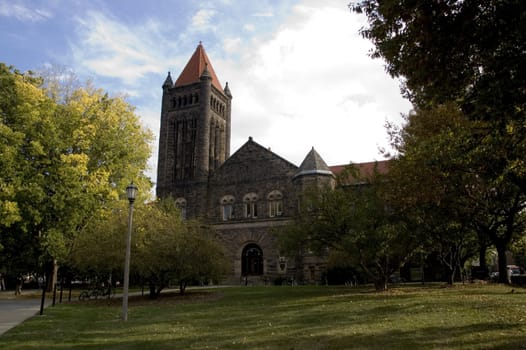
[126,183,138,203]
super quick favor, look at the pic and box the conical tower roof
[162,71,173,88]
[174,42,223,91]
[224,81,232,98]
[294,147,334,178]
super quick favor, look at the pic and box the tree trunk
[495,242,509,284]
[374,276,388,292]
[179,281,187,295]
[149,281,157,299]
[44,260,58,293]
[155,283,165,298]
[478,244,487,271]
[446,265,456,285]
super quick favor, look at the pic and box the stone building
[157,43,384,284]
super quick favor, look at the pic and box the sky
[0,0,412,190]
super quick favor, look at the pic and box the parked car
[388,275,406,284]
[489,271,499,281]
[490,266,522,282]
[508,265,521,276]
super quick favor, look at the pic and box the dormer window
[268,190,283,217]
[175,197,187,219]
[243,193,258,219]
[220,195,235,221]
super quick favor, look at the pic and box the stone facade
[157,44,339,284]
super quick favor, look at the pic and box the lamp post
[121,182,138,321]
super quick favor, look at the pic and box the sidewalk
[0,290,51,336]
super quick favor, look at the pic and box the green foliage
[386,104,526,283]
[70,203,128,275]
[280,170,418,291]
[134,200,227,296]
[350,0,526,121]
[0,63,153,278]
[351,1,526,282]
[72,199,227,298]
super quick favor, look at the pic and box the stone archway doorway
[242,243,263,276]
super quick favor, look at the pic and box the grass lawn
[1,283,525,349]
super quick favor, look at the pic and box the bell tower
[156,43,232,218]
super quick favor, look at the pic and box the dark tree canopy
[280,169,419,291]
[350,1,526,284]
[386,104,526,283]
[350,0,526,122]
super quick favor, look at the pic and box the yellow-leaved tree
[0,63,153,289]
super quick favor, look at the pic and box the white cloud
[223,37,242,53]
[135,104,161,178]
[71,12,173,86]
[252,12,274,17]
[218,2,411,166]
[191,8,216,31]
[243,23,255,32]
[0,1,52,22]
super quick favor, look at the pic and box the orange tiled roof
[174,43,223,92]
[329,160,390,185]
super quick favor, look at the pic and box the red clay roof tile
[174,43,223,92]
[330,160,390,185]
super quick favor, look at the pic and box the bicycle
[78,286,113,301]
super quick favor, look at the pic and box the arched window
[175,197,187,219]
[220,195,235,221]
[242,243,263,276]
[268,190,283,217]
[243,192,258,218]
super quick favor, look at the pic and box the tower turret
[156,43,232,218]
[197,63,212,180]
[162,71,173,89]
[293,147,335,190]
[223,82,232,157]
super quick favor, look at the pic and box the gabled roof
[210,137,299,184]
[174,42,223,92]
[294,147,333,179]
[330,160,390,185]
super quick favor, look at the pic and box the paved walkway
[0,290,51,336]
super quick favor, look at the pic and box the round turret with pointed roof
[294,147,334,179]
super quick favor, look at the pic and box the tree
[280,168,418,291]
[350,0,526,192]
[0,63,63,281]
[69,202,128,283]
[72,199,227,299]
[0,63,153,288]
[350,1,526,283]
[386,104,526,284]
[349,0,526,121]
[132,199,227,297]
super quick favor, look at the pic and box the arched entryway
[242,243,263,276]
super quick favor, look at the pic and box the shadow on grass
[31,321,523,350]
[2,285,526,350]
